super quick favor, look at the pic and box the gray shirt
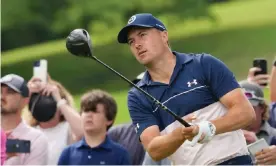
[108,123,145,165]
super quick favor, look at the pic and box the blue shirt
[268,102,276,128]
[57,136,131,165]
[128,52,240,138]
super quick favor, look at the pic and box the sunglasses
[244,91,263,101]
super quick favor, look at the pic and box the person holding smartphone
[239,80,276,165]
[246,58,276,128]
[1,74,48,165]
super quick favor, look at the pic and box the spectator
[108,122,145,165]
[26,75,83,165]
[268,58,276,127]
[240,80,276,145]
[1,74,48,165]
[1,128,7,165]
[239,80,276,165]
[58,89,131,165]
[246,62,276,128]
[117,13,255,165]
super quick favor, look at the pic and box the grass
[2,0,276,124]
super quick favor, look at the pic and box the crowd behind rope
[1,13,276,166]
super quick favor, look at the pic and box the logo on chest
[187,79,198,87]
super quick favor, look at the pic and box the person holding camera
[26,74,83,165]
[1,74,48,165]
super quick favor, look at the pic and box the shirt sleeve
[201,54,240,99]
[24,133,48,165]
[128,89,158,138]
[107,127,120,142]
[57,147,70,165]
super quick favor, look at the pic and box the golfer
[117,13,256,165]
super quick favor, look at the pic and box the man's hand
[247,67,270,87]
[242,130,258,144]
[182,121,216,145]
[255,145,276,165]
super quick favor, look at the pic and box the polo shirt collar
[259,121,273,135]
[76,136,112,150]
[138,51,193,87]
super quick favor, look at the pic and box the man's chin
[1,108,17,115]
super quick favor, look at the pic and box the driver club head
[66,29,93,58]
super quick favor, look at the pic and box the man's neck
[147,50,176,84]
[84,131,106,148]
[1,113,22,132]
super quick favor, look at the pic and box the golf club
[66,29,191,127]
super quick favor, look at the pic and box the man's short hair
[80,89,117,130]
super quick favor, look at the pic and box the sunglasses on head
[244,91,263,101]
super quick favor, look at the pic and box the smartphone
[33,59,48,84]
[6,139,31,153]
[253,58,267,86]
[247,138,268,154]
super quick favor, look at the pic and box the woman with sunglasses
[240,80,276,165]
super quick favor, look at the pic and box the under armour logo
[187,79,197,87]
[134,123,139,133]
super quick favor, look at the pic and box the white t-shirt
[37,121,70,165]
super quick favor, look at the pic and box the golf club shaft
[90,54,191,127]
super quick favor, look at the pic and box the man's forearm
[211,102,255,135]
[59,105,83,141]
[146,127,185,161]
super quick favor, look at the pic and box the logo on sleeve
[187,79,198,87]
[134,123,140,133]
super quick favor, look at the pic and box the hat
[239,80,264,106]
[0,74,29,97]
[117,13,167,43]
[132,72,145,84]
[28,93,57,122]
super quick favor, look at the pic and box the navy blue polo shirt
[57,136,131,165]
[128,52,240,138]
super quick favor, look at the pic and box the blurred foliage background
[1,0,275,124]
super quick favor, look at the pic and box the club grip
[175,116,191,127]
[157,101,191,127]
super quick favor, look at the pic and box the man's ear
[107,120,113,127]
[161,31,169,45]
